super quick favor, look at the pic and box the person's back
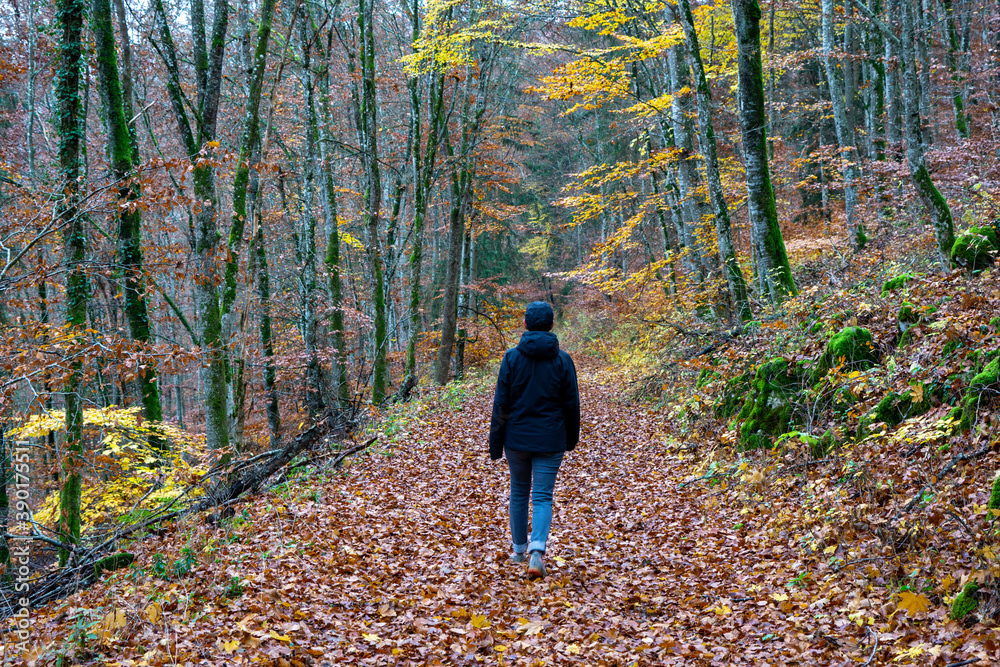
[489,302,580,579]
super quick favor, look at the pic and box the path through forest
[223,364,856,666]
[28,364,951,665]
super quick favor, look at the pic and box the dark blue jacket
[489,331,580,460]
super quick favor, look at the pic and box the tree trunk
[732,0,797,302]
[320,71,349,406]
[222,0,276,437]
[435,129,470,386]
[298,9,325,419]
[916,0,934,145]
[455,227,472,381]
[56,0,88,565]
[154,0,230,450]
[900,0,956,265]
[822,0,866,249]
[940,0,969,138]
[356,0,387,402]
[676,0,752,321]
[405,64,445,380]
[884,0,903,160]
[667,45,712,283]
[93,0,166,455]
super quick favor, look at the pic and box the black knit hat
[524,301,554,331]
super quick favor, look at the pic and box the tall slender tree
[93,0,165,450]
[297,6,326,418]
[822,0,866,250]
[674,0,752,321]
[152,0,231,449]
[56,0,88,565]
[348,0,389,402]
[732,0,796,302]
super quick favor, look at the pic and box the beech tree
[56,0,87,565]
[152,0,231,449]
[675,0,752,321]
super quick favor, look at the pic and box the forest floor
[13,359,999,666]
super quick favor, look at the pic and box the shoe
[509,552,527,564]
[527,551,546,579]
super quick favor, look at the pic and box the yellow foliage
[12,406,207,529]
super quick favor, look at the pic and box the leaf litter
[12,363,1000,666]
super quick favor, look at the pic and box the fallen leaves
[13,365,1000,665]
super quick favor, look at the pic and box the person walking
[489,301,580,579]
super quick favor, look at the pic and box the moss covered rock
[959,357,1000,431]
[737,359,804,449]
[949,582,980,621]
[714,371,751,420]
[950,227,998,273]
[813,327,878,382]
[989,473,1000,512]
[869,388,931,427]
[881,273,914,296]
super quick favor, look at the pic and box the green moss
[696,368,719,389]
[988,473,1000,512]
[881,273,914,296]
[991,316,1000,330]
[813,327,878,382]
[737,359,803,449]
[971,225,999,248]
[949,582,979,621]
[959,358,1000,431]
[714,371,751,419]
[866,387,931,428]
[897,303,919,325]
[94,552,134,578]
[950,227,997,273]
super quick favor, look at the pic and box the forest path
[27,366,866,665]
[274,364,839,665]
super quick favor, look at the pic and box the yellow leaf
[712,604,731,615]
[896,591,931,618]
[823,545,837,554]
[892,642,928,661]
[771,593,789,602]
[145,603,161,623]
[494,646,507,652]
[471,614,491,629]
[362,632,380,643]
[565,643,581,655]
[269,630,291,642]
[221,639,240,655]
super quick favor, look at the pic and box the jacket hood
[517,330,559,359]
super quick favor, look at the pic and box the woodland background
[2,0,1000,663]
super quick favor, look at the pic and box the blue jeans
[506,449,564,554]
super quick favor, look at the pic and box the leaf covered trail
[247,366,762,665]
[24,366,987,665]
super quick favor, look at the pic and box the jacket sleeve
[562,354,581,450]
[489,352,512,460]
